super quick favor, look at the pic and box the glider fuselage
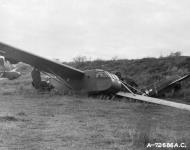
[82,69,122,94]
[51,69,122,94]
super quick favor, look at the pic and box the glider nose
[111,79,122,92]
[108,76,122,93]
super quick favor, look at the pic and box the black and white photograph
[0,0,190,149]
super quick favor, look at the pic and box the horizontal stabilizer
[117,92,190,111]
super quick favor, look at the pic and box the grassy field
[0,75,189,150]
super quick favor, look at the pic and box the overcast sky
[0,0,190,61]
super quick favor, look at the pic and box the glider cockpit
[95,70,109,78]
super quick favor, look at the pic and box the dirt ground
[0,89,189,150]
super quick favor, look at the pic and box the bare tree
[169,51,182,57]
[73,56,87,67]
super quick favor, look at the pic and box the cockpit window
[96,72,108,78]
[107,72,120,80]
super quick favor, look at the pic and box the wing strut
[121,80,145,95]
[121,81,135,95]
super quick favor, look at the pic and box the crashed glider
[0,42,190,111]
